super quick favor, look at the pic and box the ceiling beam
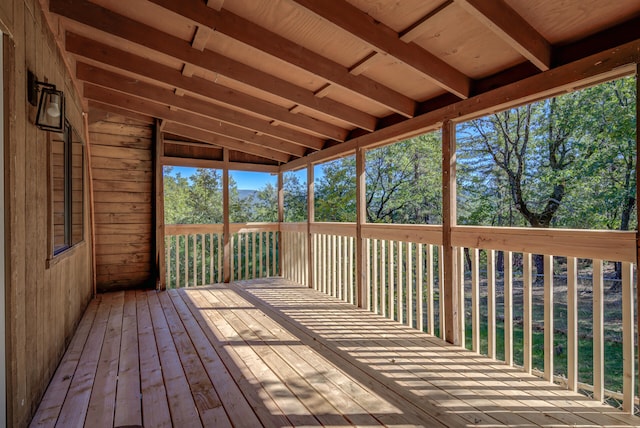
[83,83,305,160]
[284,38,640,171]
[291,0,471,99]
[147,0,416,118]
[87,101,154,125]
[163,123,286,165]
[77,63,325,150]
[49,0,378,131]
[456,0,551,71]
[349,1,453,77]
[89,100,286,163]
[65,33,348,142]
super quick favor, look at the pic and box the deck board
[31,278,640,427]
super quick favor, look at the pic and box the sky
[165,166,277,190]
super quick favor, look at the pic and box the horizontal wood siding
[2,1,94,426]
[89,117,153,291]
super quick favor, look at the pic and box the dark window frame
[50,120,84,258]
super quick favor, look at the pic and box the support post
[442,120,459,345]
[356,148,368,308]
[277,169,284,277]
[307,162,314,288]
[153,119,166,290]
[636,63,640,400]
[223,149,230,283]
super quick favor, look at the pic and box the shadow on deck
[30,278,640,427]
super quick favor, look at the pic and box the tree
[284,172,307,222]
[366,134,441,223]
[315,157,357,222]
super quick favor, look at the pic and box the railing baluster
[217,233,222,283]
[337,236,343,300]
[201,234,205,285]
[372,239,378,313]
[593,259,604,403]
[193,235,198,286]
[166,237,171,289]
[621,261,635,414]
[272,231,277,276]
[567,256,578,391]
[322,234,327,294]
[544,254,554,383]
[380,240,387,317]
[334,234,339,297]
[523,252,532,374]
[504,251,513,365]
[185,234,189,287]
[230,234,235,282]
[471,247,479,353]
[252,232,257,279]
[208,233,213,284]
[389,241,395,320]
[244,233,249,280]
[397,241,403,323]
[343,236,348,302]
[350,236,355,304]
[417,243,423,330]
[458,247,465,350]
[406,242,413,328]
[176,236,181,289]
[487,249,496,359]
[427,244,434,336]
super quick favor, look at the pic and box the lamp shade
[36,86,65,132]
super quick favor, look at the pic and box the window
[51,121,84,255]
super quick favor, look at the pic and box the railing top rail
[165,222,279,236]
[311,222,357,237]
[452,225,636,262]
[362,223,443,245]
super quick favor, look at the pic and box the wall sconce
[27,70,65,132]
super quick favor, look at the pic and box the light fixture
[28,70,65,132]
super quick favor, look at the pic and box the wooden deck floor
[31,278,640,427]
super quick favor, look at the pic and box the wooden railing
[164,223,279,288]
[280,223,309,287]
[311,223,356,304]
[362,224,443,336]
[452,226,637,412]
[281,222,637,413]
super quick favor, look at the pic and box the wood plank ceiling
[47,0,640,166]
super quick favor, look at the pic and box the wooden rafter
[456,0,551,71]
[77,63,325,150]
[291,0,471,99]
[65,33,348,142]
[49,0,378,131]
[350,1,454,76]
[147,0,416,118]
[162,122,289,163]
[83,83,305,159]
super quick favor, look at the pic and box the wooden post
[223,149,230,283]
[153,119,166,290]
[636,62,640,401]
[442,120,459,345]
[356,147,368,308]
[307,163,314,288]
[82,112,97,296]
[277,170,284,277]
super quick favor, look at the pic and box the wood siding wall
[89,117,154,292]
[0,0,93,426]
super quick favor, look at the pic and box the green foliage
[284,171,307,222]
[314,157,357,222]
[457,76,636,231]
[366,133,441,224]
